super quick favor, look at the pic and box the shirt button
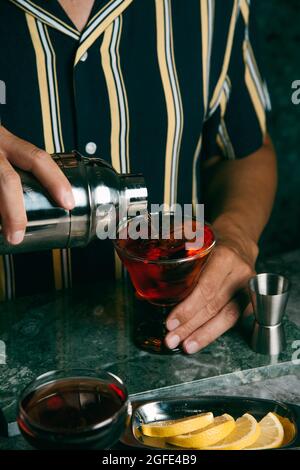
[80,51,88,62]
[85,142,97,155]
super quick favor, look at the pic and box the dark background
[257,0,300,258]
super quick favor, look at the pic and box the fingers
[165,246,254,350]
[166,245,253,328]
[0,127,75,210]
[182,299,241,354]
[182,291,251,354]
[166,246,233,330]
[0,152,27,244]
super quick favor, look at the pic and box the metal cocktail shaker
[0,151,148,254]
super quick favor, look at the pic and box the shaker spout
[120,174,148,218]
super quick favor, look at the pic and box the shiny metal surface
[128,397,299,449]
[248,273,290,355]
[0,151,148,254]
[251,321,286,356]
[249,273,290,326]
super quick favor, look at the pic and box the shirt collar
[9,0,133,42]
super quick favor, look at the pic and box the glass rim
[18,368,129,435]
[113,213,216,265]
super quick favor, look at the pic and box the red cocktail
[114,213,215,353]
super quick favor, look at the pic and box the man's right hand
[0,126,75,245]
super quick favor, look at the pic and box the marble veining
[0,250,300,449]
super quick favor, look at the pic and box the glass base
[131,296,182,355]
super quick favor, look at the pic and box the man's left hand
[165,220,257,354]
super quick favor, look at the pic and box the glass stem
[161,305,173,334]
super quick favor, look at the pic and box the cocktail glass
[114,212,216,353]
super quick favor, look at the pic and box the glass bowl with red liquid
[114,212,216,353]
[17,369,129,450]
[115,213,215,306]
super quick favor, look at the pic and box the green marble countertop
[0,249,300,450]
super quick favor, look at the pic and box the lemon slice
[245,412,284,450]
[167,414,235,449]
[141,412,214,438]
[204,413,260,450]
[273,413,296,447]
[136,427,167,448]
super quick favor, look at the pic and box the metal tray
[121,396,300,450]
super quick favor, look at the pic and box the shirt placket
[72,0,134,157]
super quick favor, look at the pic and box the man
[0,0,277,354]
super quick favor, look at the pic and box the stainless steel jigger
[248,273,290,355]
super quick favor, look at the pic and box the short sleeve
[203,0,271,161]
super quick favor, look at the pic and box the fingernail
[166,334,180,350]
[167,318,180,331]
[8,230,25,245]
[63,192,75,210]
[185,341,199,354]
